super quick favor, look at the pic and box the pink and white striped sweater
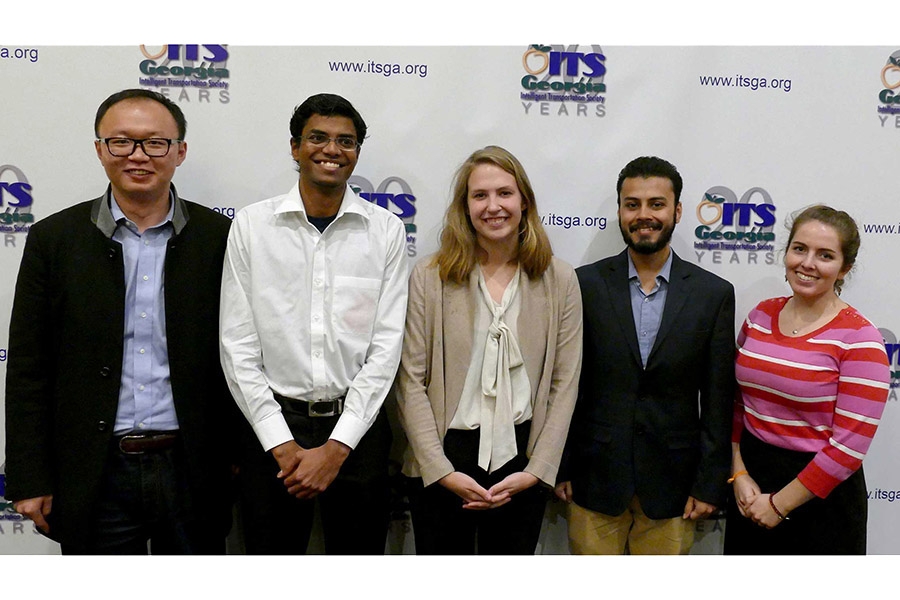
[733,297,891,498]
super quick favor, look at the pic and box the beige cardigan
[396,256,583,487]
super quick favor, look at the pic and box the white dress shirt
[219,183,408,452]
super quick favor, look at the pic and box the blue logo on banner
[0,164,36,238]
[694,187,777,249]
[350,175,418,257]
[520,44,607,118]
[880,329,900,399]
[138,45,231,104]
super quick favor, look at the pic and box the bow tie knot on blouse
[477,271,530,473]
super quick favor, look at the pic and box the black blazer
[4,187,237,545]
[561,249,735,519]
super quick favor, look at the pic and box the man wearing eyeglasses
[5,88,235,553]
[219,93,408,554]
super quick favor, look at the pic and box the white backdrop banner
[1,45,898,554]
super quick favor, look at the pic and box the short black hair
[94,88,187,140]
[289,93,367,145]
[616,156,683,204]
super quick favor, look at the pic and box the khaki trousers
[567,496,694,555]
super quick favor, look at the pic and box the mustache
[628,220,662,232]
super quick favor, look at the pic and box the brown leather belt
[116,432,179,455]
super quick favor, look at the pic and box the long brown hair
[432,146,553,283]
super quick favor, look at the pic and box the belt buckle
[308,397,343,417]
[119,434,146,455]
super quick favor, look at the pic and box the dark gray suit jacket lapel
[604,251,643,368]
[648,251,691,365]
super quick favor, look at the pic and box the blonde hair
[432,146,553,283]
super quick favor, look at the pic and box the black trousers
[407,421,548,555]
[724,429,867,555]
[237,401,392,555]
[61,437,224,555]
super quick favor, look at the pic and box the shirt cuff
[797,461,841,499]
[329,411,369,450]
[253,411,294,452]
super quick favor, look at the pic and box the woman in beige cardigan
[397,146,583,554]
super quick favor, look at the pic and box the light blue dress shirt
[627,250,673,368]
[110,194,179,434]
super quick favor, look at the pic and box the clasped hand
[439,471,539,510]
[733,473,782,529]
[271,439,350,500]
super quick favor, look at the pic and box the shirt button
[138,423,145,429]
[139,348,146,354]
[141,312,147,318]
[139,384,145,391]
[142,275,149,281]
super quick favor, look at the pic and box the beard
[619,218,676,255]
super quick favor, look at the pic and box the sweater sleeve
[798,318,890,498]
[523,260,583,486]
[731,311,755,444]
[395,261,455,486]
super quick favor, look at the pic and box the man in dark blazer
[556,156,734,554]
[4,89,235,553]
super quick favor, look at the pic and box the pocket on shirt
[332,275,381,336]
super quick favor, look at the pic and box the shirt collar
[110,190,175,231]
[627,248,673,283]
[94,184,187,238]
[274,183,370,221]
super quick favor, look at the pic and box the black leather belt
[115,432,179,455]
[274,393,345,417]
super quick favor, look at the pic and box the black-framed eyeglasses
[295,133,360,152]
[98,137,182,157]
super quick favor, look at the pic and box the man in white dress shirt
[219,93,408,554]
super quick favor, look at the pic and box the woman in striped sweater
[724,205,890,554]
